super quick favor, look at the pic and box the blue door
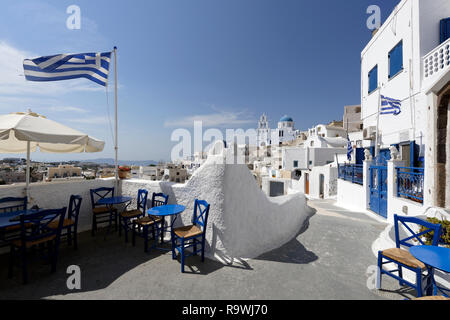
[441,18,450,43]
[369,166,388,219]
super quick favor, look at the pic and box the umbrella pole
[26,141,30,208]
[114,46,119,192]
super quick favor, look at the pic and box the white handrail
[423,38,450,81]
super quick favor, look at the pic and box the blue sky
[0,0,400,162]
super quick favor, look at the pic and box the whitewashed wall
[337,179,366,212]
[361,0,422,149]
[0,179,115,233]
[294,165,338,200]
[122,143,313,262]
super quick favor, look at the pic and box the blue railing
[338,164,363,185]
[396,167,424,203]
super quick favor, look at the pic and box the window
[389,41,403,78]
[293,161,299,168]
[368,65,378,94]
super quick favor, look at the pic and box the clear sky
[0,0,400,162]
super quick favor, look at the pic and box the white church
[257,114,299,147]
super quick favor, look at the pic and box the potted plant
[118,166,131,179]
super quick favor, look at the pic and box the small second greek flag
[381,95,402,116]
[347,136,353,161]
[23,52,112,87]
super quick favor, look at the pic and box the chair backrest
[0,197,27,214]
[192,199,210,234]
[136,189,148,214]
[68,195,82,223]
[19,208,67,245]
[151,193,169,208]
[90,187,114,208]
[394,214,442,248]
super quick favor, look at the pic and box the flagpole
[113,47,119,192]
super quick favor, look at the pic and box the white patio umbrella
[0,110,105,203]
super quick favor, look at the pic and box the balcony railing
[338,164,363,185]
[423,38,450,85]
[396,167,424,204]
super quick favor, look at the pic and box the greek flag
[381,95,402,116]
[347,136,353,161]
[23,52,112,87]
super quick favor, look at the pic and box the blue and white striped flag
[381,95,402,116]
[23,52,112,87]
[347,136,353,161]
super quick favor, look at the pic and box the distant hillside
[79,158,161,166]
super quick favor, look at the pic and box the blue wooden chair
[0,197,28,247]
[119,189,148,243]
[377,214,442,297]
[47,195,82,250]
[89,187,117,236]
[132,192,169,252]
[8,207,67,284]
[171,199,210,273]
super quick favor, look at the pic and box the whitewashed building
[338,0,450,222]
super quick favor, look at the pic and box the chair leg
[67,226,73,247]
[180,238,185,273]
[118,216,122,237]
[8,245,14,279]
[171,233,176,260]
[132,222,136,247]
[144,226,149,253]
[398,265,404,286]
[416,269,423,298]
[91,215,96,237]
[193,239,198,256]
[73,227,78,250]
[376,252,382,290]
[201,237,206,263]
[21,247,28,285]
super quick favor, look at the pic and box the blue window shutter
[368,65,378,93]
[441,18,450,43]
[389,41,403,78]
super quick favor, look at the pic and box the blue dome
[280,115,293,122]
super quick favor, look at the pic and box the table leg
[160,217,165,244]
[105,205,114,240]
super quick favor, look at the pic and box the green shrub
[419,218,450,248]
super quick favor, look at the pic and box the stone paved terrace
[0,199,416,300]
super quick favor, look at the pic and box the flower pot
[118,170,130,179]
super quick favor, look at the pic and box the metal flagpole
[113,47,119,192]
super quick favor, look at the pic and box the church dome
[280,115,293,122]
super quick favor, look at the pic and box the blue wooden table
[410,246,450,297]
[147,204,185,251]
[97,196,132,238]
[0,210,41,229]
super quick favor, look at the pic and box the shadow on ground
[0,228,230,299]
[255,207,318,265]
